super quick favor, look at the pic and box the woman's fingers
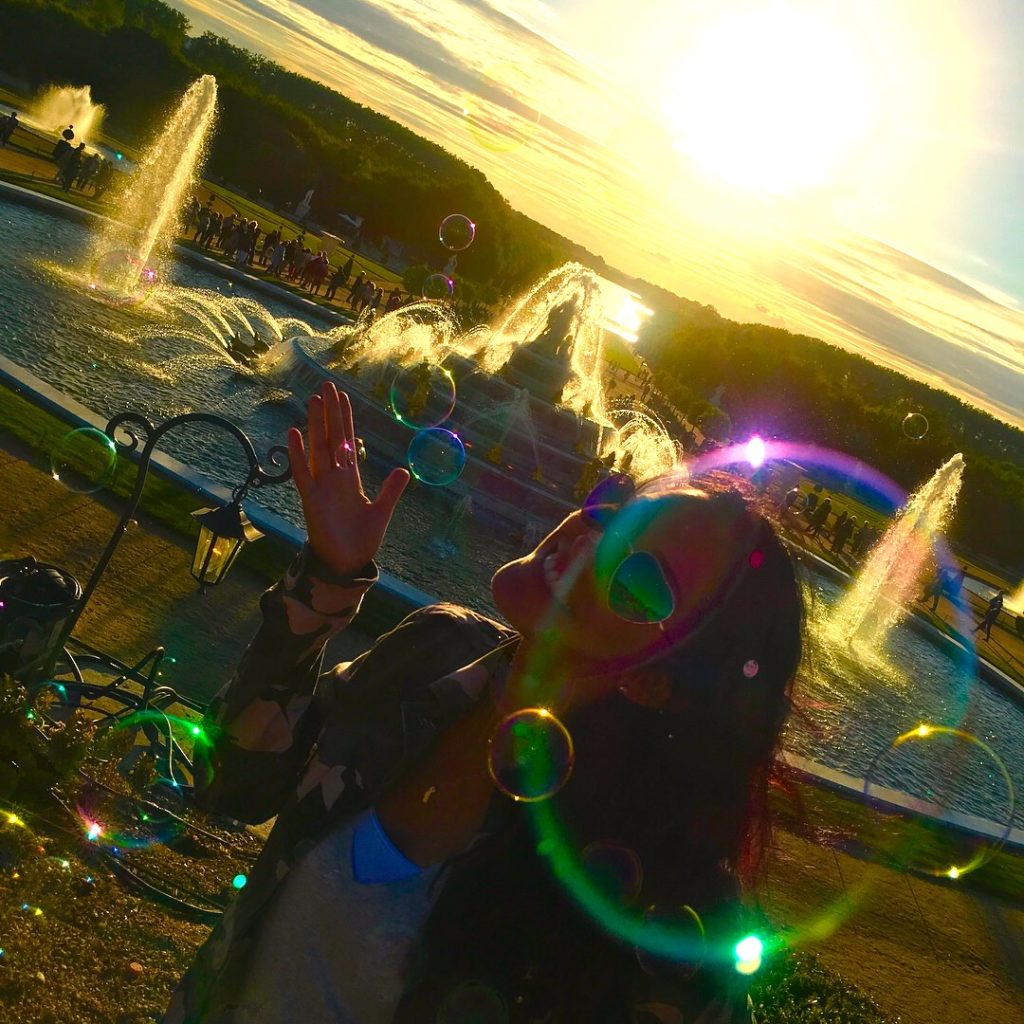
[287,427,313,500]
[373,467,410,523]
[339,389,361,484]
[339,387,356,448]
[323,382,346,464]
[307,393,331,478]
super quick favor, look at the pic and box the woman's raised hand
[287,382,409,577]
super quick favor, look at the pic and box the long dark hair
[395,486,804,1022]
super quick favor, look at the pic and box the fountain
[31,84,105,142]
[89,76,217,297]
[822,453,965,658]
[0,150,1022,831]
[262,263,677,529]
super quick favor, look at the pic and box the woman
[164,382,802,1023]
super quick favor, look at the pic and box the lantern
[190,502,263,588]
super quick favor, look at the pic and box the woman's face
[491,490,749,664]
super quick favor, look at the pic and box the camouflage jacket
[163,545,515,1022]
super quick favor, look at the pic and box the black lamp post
[190,500,263,588]
[52,409,291,655]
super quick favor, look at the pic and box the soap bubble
[407,428,466,486]
[439,214,476,251]
[902,412,929,440]
[635,903,706,976]
[863,723,1015,878]
[50,427,118,494]
[743,659,760,678]
[89,249,158,307]
[488,707,574,802]
[422,274,455,301]
[437,981,508,1024]
[580,841,644,903]
[389,363,457,429]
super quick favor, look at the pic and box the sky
[173,0,1024,427]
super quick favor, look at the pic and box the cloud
[175,0,1024,426]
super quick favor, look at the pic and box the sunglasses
[581,475,676,626]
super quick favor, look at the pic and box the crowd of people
[183,194,416,314]
[0,113,117,197]
[782,484,880,560]
[0,114,422,318]
[51,128,115,196]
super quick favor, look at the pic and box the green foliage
[751,948,898,1023]
[0,674,94,801]
[402,264,430,295]
[689,398,732,441]
[123,0,189,51]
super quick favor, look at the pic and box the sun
[665,8,874,195]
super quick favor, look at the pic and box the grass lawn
[603,333,642,375]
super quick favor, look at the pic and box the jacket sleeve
[191,544,377,824]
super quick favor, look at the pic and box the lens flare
[744,435,767,468]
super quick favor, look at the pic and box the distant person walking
[803,485,823,518]
[92,160,114,199]
[0,110,18,147]
[346,273,365,307]
[943,567,966,603]
[917,569,946,612]
[58,143,86,191]
[76,152,101,190]
[831,515,856,555]
[804,496,832,538]
[324,260,351,300]
[52,135,71,166]
[193,206,211,243]
[218,213,236,250]
[268,240,287,277]
[384,286,403,313]
[260,229,281,266]
[974,590,1005,641]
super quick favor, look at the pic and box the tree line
[639,305,1024,573]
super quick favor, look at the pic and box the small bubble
[422,274,454,301]
[389,363,456,429]
[902,412,929,440]
[50,427,118,495]
[437,981,508,1024]
[439,214,476,251]
[407,428,466,486]
[743,660,759,678]
[488,707,574,802]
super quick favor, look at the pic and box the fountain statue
[89,76,217,298]
[31,84,105,142]
[828,453,965,650]
[505,299,576,404]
